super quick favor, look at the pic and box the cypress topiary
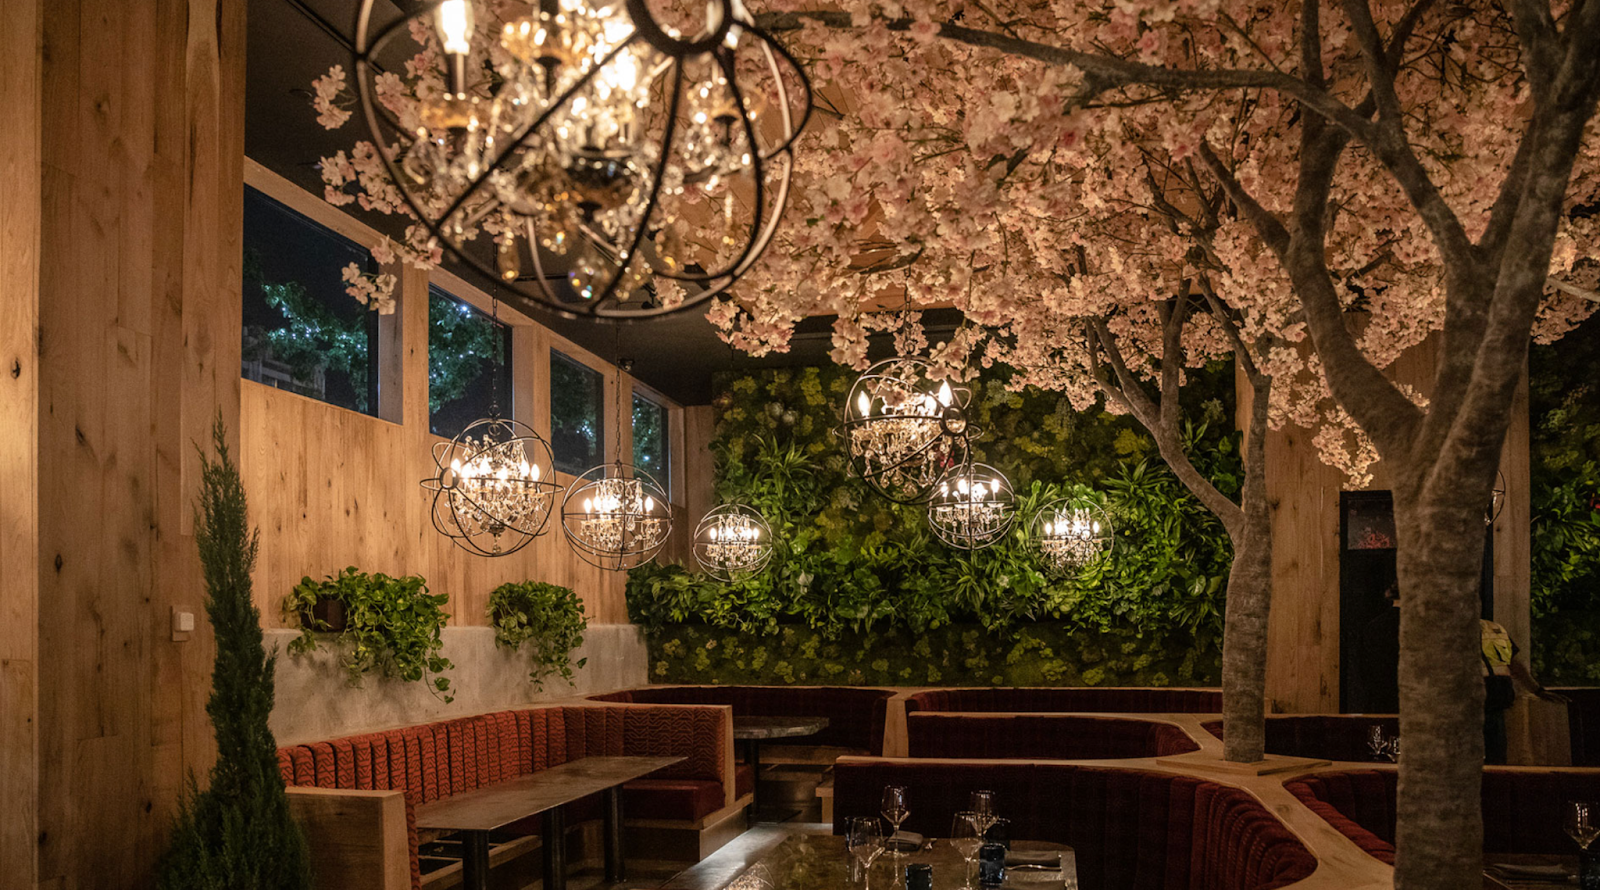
[157,418,312,890]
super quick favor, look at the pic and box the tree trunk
[1219,372,1273,763]
[1390,465,1496,890]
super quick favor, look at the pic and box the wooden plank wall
[0,1,42,886]
[20,0,247,887]
[1257,334,1533,712]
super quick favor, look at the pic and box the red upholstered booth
[1553,688,1600,766]
[1286,767,1600,864]
[277,704,732,890]
[1201,715,1399,763]
[907,713,1200,759]
[902,687,1223,715]
[833,758,1316,890]
[590,685,895,754]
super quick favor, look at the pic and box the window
[241,185,379,415]
[550,351,605,475]
[428,286,513,438]
[633,391,671,498]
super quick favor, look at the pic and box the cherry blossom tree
[714,1,1600,887]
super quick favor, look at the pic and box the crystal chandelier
[927,462,1015,551]
[840,357,973,504]
[351,0,811,319]
[422,416,563,556]
[561,464,673,569]
[693,503,773,581]
[1031,498,1114,574]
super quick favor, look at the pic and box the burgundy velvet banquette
[908,713,1201,759]
[833,758,1316,890]
[1554,688,1600,766]
[277,704,732,890]
[903,687,1223,714]
[590,685,895,754]
[1286,767,1600,864]
[1202,715,1399,763]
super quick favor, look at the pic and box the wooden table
[732,716,829,818]
[414,755,683,890]
[662,832,1079,890]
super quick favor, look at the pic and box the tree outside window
[633,392,671,498]
[550,351,604,475]
[428,286,512,438]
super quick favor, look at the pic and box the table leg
[543,807,567,890]
[460,829,490,890]
[603,786,625,882]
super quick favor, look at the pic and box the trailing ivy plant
[283,567,455,701]
[158,418,312,890]
[488,581,589,690]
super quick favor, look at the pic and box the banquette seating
[590,685,896,755]
[833,758,1317,890]
[1554,688,1600,766]
[902,686,1223,714]
[907,713,1201,759]
[276,703,742,890]
[1286,766,1600,864]
[1201,715,1399,763]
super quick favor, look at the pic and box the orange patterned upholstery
[277,703,732,889]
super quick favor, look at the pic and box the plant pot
[304,597,348,633]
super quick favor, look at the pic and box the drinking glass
[882,786,910,857]
[1387,735,1401,763]
[846,816,886,889]
[1367,725,1387,761]
[970,790,997,834]
[950,811,983,889]
[1569,803,1600,890]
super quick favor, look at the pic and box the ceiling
[245,0,961,404]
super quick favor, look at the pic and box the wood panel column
[19,0,247,887]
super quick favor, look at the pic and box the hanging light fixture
[840,357,974,504]
[1030,497,1114,575]
[350,0,812,319]
[926,462,1015,551]
[693,503,773,581]
[421,298,561,557]
[1486,470,1507,527]
[561,359,673,569]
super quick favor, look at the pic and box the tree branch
[1547,277,1600,304]
[1196,142,1291,255]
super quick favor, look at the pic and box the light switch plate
[171,607,195,642]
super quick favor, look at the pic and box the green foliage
[1529,316,1600,620]
[283,567,455,701]
[633,393,670,482]
[644,622,1220,688]
[257,281,373,412]
[627,364,1239,672]
[488,581,590,690]
[428,290,504,415]
[158,418,312,890]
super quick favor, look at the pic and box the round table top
[732,715,830,740]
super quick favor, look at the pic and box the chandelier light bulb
[436,0,474,56]
[1030,497,1115,576]
[422,416,563,557]
[694,503,773,582]
[927,462,1015,551]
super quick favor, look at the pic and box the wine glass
[846,816,886,888]
[882,786,910,857]
[950,812,984,889]
[970,790,997,834]
[1367,725,1388,761]
[1387,735,1401,763]
[1568,801,1600,851]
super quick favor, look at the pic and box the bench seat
[902,687,1223,715]
[907,713,1201,759]
[590,685,896,754]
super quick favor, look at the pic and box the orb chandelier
[840,357,974,504]
[351,0,812,319]
[422,416,564,556]
[693,503,773,581]
[927,462,1015,551]
[561,462,673,569]
[1031,498,1114,575]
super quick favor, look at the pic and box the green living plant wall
[627,363,1242,686]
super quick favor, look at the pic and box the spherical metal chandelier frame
[560,461,674,570]
[839,357,978,505]
[693,502,774,581]
[421,416,565,557]
[351,0,813,320]
[926,461,1016,551]
[1029,496,1115,576]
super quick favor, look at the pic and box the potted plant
[283,566,455,701]
[488,581,588,691]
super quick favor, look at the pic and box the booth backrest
[833,758,1315,890]
[908,713,1200,759]
[1286,767,1600,863]
[590,685,894,753]
[1202,715,1398,763]
[903,687,1223,715]
[277,704,729,890]
[1553,688,1600,766]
